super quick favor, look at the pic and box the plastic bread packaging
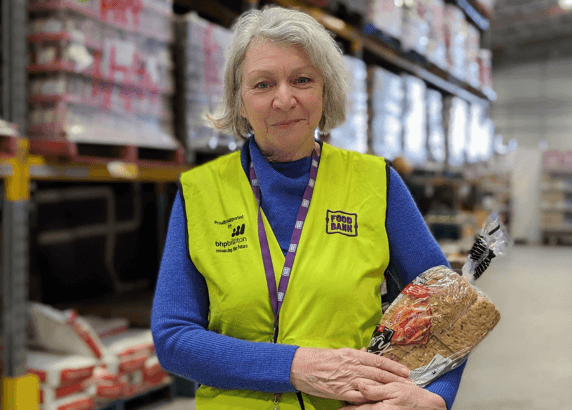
[368,213,509,386]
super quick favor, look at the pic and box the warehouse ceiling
[491,0,572,66]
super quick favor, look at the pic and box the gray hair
[206,6,348,138]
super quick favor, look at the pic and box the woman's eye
[255,82,270,89]
[296,77,311,84]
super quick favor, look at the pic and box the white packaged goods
[329,56,368,153]
[41,384,97,408]
[101,329,154,375]
[83,315,129,338]
[467,103,482,163]
[426,89,446,165]
[444,5,467,81]
[465,24,481,88]
[466,103,494,163]
[366,0,403,39]
[401,0,430,56]
[444,96,468,167]
[123,370,146,396]
[90,367,128,400]
[27,350,98,388]
[368,66,403,160]
[402,75,427,166]
[178,13,234,150]
[26,0,178,150]
[28,303,108,359]
[478,49,493,91]
[40,391,95,410]
[426,0,447,70]
[143,355,168,385]
[0,119,18,136]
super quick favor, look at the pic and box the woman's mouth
[272,119,301,128]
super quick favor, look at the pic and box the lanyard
[249,146,321,344]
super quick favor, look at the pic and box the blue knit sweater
[151,138,465,409]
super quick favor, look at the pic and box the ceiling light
[559,0,572,10]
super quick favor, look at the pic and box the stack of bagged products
[27,303,169,409]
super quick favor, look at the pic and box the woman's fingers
[354,349,410,378]
[357,382,394,402]
[359,365,414,385]
[290,347,412,403]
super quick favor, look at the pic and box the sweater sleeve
[385,167,466,410]
[151,192,299,393]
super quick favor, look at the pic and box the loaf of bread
[368,265,500,386]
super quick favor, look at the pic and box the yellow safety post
[1,374,39,410]
[5,138,31,201]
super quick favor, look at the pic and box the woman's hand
[338,382,447,410]
[290,347,413,403]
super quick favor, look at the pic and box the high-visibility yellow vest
[179,143,390,409]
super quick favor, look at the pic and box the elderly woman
[152,6,465,410]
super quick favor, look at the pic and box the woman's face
[240,40,324,161]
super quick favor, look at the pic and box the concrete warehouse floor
[146,245,572,410]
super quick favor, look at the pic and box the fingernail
[401,367,410,377]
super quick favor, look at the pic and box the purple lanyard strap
[249,148,321,343]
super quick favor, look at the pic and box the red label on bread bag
[403,284,429,299]
[389,301,432,345]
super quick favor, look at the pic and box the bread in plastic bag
[368,265,500,386]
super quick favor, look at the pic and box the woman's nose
[272,83,296,110]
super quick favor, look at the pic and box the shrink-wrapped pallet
[426,89,446,166]
[329,56,368,153]
[368,66,403,160]
[444,5,467,81]
[401,74,427,166]
[443,96,468,167]
[426,0,447,70]
[365,0,403,40]
[26,0,178,152]
[401,0,430,57]
[176,12,235,153]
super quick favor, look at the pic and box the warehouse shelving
[2,0,500,407]
[271,0,495,105]
[540,164,572,245]
[0,137,189,407]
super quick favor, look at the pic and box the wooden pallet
[29,139,185,167]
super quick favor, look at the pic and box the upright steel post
[1,140,39,408]
[2,197,29,378]
[1,0,28,131]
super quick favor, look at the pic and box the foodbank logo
[326,210,358,237]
